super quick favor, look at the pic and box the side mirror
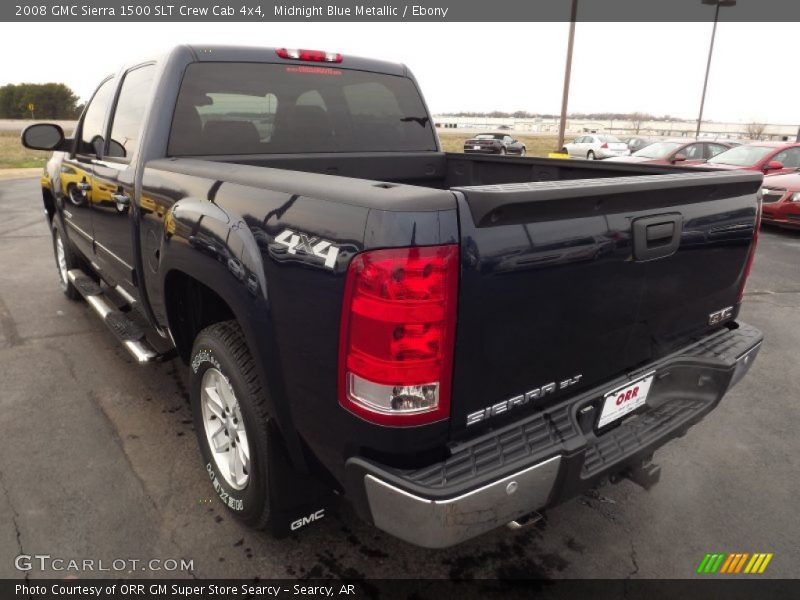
[764,160,784,172]
[21,123,68,151]
[108,138,127,158]
[672,153,687,163]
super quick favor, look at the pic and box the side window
[79,78,115,156]
[682,144,703,159]
[772,148,800,168]
[108,65,156,159]
[706,143,727,159]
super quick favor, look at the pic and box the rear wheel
[190,321,294,531]
[587,151,596,160]
[51,222,81,301]
[519,147,526,156]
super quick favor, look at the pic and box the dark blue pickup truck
[22,44,763,548]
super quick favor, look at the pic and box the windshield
[707,145,774,167]
[169,62,437,155]
[633,142,682,159]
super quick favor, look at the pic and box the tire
[190,321,277,530]
[51,221,81,301]
[519,147,526,156]
[561,148,569,155]
[500,147,507,155]
[66,183,85,207]
[587,151,596,160]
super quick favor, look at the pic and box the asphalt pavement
[0,177,798,580]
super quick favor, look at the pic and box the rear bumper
[344,322,763,548]
[464,147,502,154]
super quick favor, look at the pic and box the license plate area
[596,373,655,429]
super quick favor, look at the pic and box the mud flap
[266,423,334,536]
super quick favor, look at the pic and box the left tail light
[738,199,761,301]
[338,245,459,426]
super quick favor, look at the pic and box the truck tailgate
[449,171,761,439]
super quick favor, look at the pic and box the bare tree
[745,122,766,140]
[630,112,646,134]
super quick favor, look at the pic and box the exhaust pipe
[507,511,543,530]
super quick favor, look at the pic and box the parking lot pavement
[1,176,798,580]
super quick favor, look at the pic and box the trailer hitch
[624,458,661,491]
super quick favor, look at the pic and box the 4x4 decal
[272,228,340,269]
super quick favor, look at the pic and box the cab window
[79,78,115,156]
[108,65,156,160]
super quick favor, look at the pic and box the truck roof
[181,44,407,76]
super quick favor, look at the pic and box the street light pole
[557,0,578,151]
[696,0,736,138]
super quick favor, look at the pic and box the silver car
[562,134,631,160]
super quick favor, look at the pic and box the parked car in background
[562,134,630,160]
[463,133,526,155]
[621,136,653,154]
[607,139,733,165]
[760,172,800,230]
[703,142,800,175]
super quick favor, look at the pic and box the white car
[562,135,631,160]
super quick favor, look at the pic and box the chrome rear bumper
[363,456,561,549]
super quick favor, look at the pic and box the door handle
[77,181,91,192]
[632,214,683,262]
[112,192,131,206]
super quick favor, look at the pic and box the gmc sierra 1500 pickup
[22,45,763,548]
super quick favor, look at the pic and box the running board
[67,269,160,364]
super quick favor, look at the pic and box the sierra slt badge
[467,374,583,426]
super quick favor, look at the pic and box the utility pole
[557,0,578,151]
[696,0,736,138]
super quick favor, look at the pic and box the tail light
[738,199,761,301]
[338,245,459,426]
[276,48,342,63]
[601,142,609,149]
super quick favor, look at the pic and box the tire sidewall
[52,224,68,293]
[190,335,270,525]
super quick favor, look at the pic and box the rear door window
[168,62,437,155]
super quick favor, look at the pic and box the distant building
[433,115,798,140]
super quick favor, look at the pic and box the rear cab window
[168,62,437,155]
[107,64,156,160]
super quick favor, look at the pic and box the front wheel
[519,147,526,156]
[52,222,81,300]
[500,147,507,155]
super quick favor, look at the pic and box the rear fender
[158,197,307,470]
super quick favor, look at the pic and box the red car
[703,142,800,175]
[606,139,732,165]
[761,172,800,230]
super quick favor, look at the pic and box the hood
[605,156,651,163]
[762,172,800,191]
[701,162,749,171]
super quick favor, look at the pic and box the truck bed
[141,152,761,444]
